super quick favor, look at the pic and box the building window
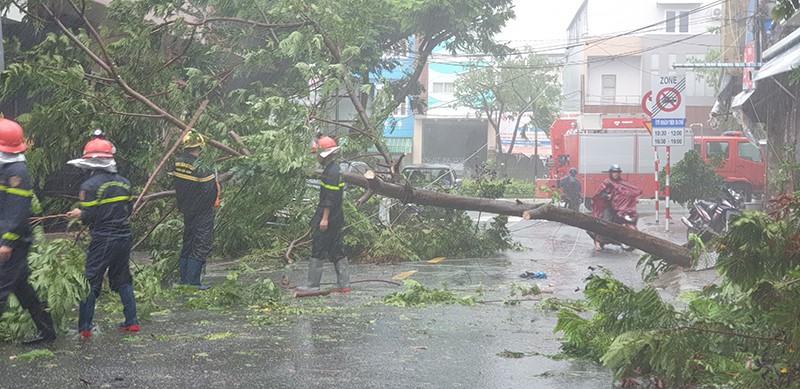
[666,11,689,33]
[387,39,410,57]
[432,82,455,93]
[393,99,408,117]
[601,74,616,100]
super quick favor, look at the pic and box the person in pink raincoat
[587,164,643,251]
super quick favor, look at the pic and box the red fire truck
[536,114,766,200]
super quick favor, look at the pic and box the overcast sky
[496,0,585,52]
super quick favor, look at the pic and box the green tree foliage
[660,149,726,206]
[0,0,520,340]
[554,194,800,387]
[0,0,516,259]
[453,53,561,170]
[773,0,800,22]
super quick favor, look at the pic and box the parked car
[400,164,461,189]
[378,164,461,226]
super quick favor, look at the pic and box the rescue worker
[557,167,582,211]
[298,135,350,293]
[172,131,217,289]
[66,135,138,339]
[0,118,56,344]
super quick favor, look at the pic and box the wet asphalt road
[0,202,713,388]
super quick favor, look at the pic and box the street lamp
[689,123,704,138]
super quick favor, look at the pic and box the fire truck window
[737,141,762,163]
[706,141,729,159]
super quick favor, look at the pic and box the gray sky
[496,0,585,52]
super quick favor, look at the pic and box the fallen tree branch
[227,131,252,156]
[132,205,177,252]
[522,206,691,267]
[285,228,311,265]
[132,100,209,214]
[335,171,693,268]
[185,16,309,30]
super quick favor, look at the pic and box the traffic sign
[649,74,686,147]
[641,91,655,117]
[650,75,686,121]
[655,87,681,112]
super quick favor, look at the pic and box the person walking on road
[558,167,582,212]
[172,131,218,289]
[297,135,350,293]
[0,118,56,345]
[66,135,139,339]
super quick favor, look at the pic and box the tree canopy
[453,53,561,166]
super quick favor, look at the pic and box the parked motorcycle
[681,188,744,238]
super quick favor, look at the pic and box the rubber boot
[22,301,56,345]
[332,256,350,292]
[186,258,211,290]
[178,257,189,284]
[297,257,324,291]
[78,291,98,334]
[117,283,139,331]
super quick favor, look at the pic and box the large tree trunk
[341,171,692,268]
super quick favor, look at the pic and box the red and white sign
[655,87,682,112]
[601,117,647,129]
[641,91,655,117]
[743,42,756,91]
[649,74,687,147]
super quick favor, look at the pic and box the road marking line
[392,270,417,280]
[426,257,446,263]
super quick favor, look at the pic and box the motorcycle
[681,188,744,238]
[587,179,642,251]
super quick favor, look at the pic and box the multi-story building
[563,0,721,125]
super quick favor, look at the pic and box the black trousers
[311,224,345,261]
[0,243,48,321]
[180,209,214,262]
[84,236,133,294]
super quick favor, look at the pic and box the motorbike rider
[588,164,643,251]
[557,167,582,211]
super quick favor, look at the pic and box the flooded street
[0,203,713,388]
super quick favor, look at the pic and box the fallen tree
[340,170,693,268]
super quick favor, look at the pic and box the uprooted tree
[341,170,693,267]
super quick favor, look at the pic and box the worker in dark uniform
[558,167,582,211]
[298,135,350,293]
[172,131,218,289]
[0,118,56,344]
[66,135,138,339]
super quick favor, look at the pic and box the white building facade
[563,0,721,125]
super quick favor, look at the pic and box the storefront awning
[754,45,800,81]
[368,137,413,154]
[731,89,756,108]
[754,26,800,81]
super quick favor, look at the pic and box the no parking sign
[649,75,686,146]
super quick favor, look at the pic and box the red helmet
[311,135,337,153]
[82,138,115,158]
[0,118,26,153]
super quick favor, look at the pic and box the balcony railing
[584,94,642,106]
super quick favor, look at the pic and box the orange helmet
[82,138,115,158]
[0,118,26,153]
[311,135,338,155]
